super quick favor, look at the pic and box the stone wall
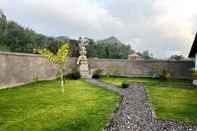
[88,58,194,80]
[0,52,76,88]
[0,52,194,88]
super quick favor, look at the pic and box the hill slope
[0,10,133,59]
[97,36,123,44]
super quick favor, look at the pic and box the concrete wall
[0,52,76,88]
[0,52,194,88]
[88,58,194,80]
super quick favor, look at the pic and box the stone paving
[85,79,197,131]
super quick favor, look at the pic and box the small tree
[139,50,153,60]
[33,43,70,92]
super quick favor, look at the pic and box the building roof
[189,33,197,58]
[128,53,140,57]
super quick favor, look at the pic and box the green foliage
[69,39,80,57]
[139,50,153,60]
[33,43,70,64]
[0,13,156,60]
[0,79,119,131]
[101,76,197,123]
[160,69,172,80]
[152,64,172,80]
[147,87,197,124]
[92,68,103,79]
[100,76,192,87]
[0,15,133,59]
[33,43,70,92]
[0,15,60,53]
[67,67,80,79]
[0,44,10,51]
[93,42,132,59]
[121,80,130,88]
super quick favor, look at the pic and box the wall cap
[0,51,193,63]
[0,51,42,57]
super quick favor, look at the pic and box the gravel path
[85,79,197,131]
[85,79,121,93]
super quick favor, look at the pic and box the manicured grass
[0,79,119,131]
[100,76,197,124]
[100,76,192,87]
[147,87,197,124]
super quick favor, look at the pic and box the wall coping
[0,51,193,63]
[89,58,193,63]
[0,52,76,60]
[0,51,43,57]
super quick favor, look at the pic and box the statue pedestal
[79,60,92,79]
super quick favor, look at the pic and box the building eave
[189,33,197,58]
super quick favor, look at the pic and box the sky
[0,0,197,58]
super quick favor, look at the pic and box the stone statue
[77,37,89,64]
[77,37,92,79]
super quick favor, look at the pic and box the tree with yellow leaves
[33,43,70,92]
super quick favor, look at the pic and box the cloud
[103,0,197,58]
[0,0,124,38]
[0,0,197,58]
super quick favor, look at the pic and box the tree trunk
[60,70,64,92]
[59,65,64,93]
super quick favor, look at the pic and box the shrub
[121,81,130,88]
[92,68,103,79]
[66,67,80,79]
[152,64,172,80]
[160,69,172,80]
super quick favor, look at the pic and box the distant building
[189,33,197,85]
[128,53,141,61]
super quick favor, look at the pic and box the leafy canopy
[33,43,70,92]
[33,43,70,64]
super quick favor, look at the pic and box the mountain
[56,36,70,42]
[0,9,134,59]
[97,36,123,44]
[0,12,60,53]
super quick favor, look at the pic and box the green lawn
[0,79,119,131]
[100,76,192,87]
[147,87,197,124]
[100,76,197,124]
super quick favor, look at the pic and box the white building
[189,33,197,85]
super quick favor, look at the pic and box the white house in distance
[189,33,197,85]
